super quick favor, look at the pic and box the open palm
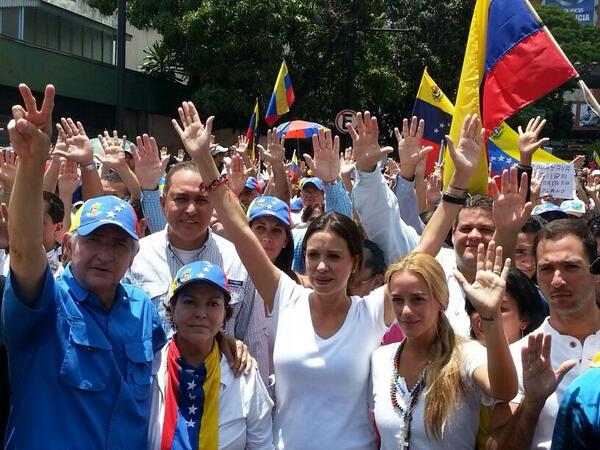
[454,241,509,318]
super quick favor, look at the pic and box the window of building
[0,7,22,39]
[2,5,116,65]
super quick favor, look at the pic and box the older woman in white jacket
[148,260,274,450]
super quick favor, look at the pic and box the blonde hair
[385,252,466,440]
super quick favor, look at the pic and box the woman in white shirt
[371,245,518,450]
[173,104,397,449]
[148,260,274,450]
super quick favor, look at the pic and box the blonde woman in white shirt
[371,245,517,450]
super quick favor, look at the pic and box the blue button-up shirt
[1,265,166,450]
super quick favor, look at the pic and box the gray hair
[70,230,140,256]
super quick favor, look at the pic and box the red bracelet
[198,174,228,194]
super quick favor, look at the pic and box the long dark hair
[274,227,299,282]
[302,212,363,285]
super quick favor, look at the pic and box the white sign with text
[531,163,575,199]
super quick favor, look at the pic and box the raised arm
[172,102,280,310]
[414,114,484,256]
[489,167,533,262]
[454,242,517,401]
[97,131,141,199]
[350,111,418,264]
[0,149,18,205]
[7,84,55,304]
[134,134,170,232]
[303,127,352,219]
[259,129,290,204]
[53,118,104,200]
[56,159,80,240]
[487,333,576,450]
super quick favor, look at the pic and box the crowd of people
[1,82,600,449]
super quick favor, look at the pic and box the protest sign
[532,162,575,199]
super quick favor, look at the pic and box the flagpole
[523,0,600,115]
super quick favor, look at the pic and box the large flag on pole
[246,99,259,160]
[265,61,295,126]
[444,0,577,194]
[412,68,454,175]
[414,68,564,177]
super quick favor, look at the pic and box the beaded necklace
[389,342,428,450]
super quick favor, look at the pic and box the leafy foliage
[85,1,598,140]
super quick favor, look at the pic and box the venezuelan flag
[290,149,299,177]
[415,68,564,178]
[412,68,454,175]
[246,100,259,160]
[444,0,577,194]
[265,61,295,126]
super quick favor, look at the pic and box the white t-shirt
[509,318,600,449]
[435,248,472,337]
[271,273,388,450]
[371,340,491,450]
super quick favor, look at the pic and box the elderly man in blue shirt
[1,84,166,449]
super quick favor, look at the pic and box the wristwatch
[80,162,96,172]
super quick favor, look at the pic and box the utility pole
[116,0,126,131]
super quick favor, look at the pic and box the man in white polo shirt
[488,219,600,450]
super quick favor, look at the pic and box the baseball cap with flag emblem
[75,195,139,240]
[168,261,231,302]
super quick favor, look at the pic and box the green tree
[85,1,598,142]
[85,0,474,136]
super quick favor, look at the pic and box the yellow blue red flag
[415,68,564,177]
[444,0,576,193]
[246,99,259,160]
[412,68,454,175]
[265,61,295,126]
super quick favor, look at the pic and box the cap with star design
[168,261,231,302]
[247,195,291,226]
[75,195,139,240]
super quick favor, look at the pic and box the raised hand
[226,154,251,195]
[53,118,94,165]
[57,159,80,197]
[571,154,586,171]
[518,116,549,166]
[454,241,510,319]
[175,148,185,163]
[445,114,485,186]
[521,333,576,404]
[134,134,170,190]
[237,135,249,156]
[172,101,214,161]
[0,150,18,189]
[425,171,442,206]
[96,130,127,171]
[394,116,431,180]
[340,147,356,177]
[348,111,392,172]
[258,129,285,165]
[8,84,55,162]
[304,129,340,183]
[530,169,545,204]
[490,166,533,232]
